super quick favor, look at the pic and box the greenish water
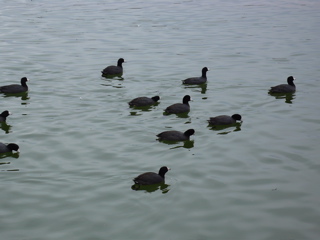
[1,0,320,239]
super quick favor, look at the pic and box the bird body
[129,96,160,107]
[157,129,195,141]
[269,76,296,94]
[101,58,125,76]
[182,67,209,85]
[0,110,11,122]
[0,77,28,94]
[0,142,19,153]
[164,95,192,114]
[133,166,170,185]
[208,114,242,125]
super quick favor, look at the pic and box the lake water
[1,0,320,239]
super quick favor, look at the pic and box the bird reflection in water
[208,123,242,135]
[0,152,20,160]
[183,83,207,94]
[158,139,194,149]
[131,183,170,194]
[129,102,160,115]
[3,92,29,102]
[1,122,12,134]
[102,74,124,80]
[268,92,295,104]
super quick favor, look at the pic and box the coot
[0,110,11,122]
[133,166,170,185]
[157,129,195,141]
[208,114,242,125]
[269,76,296,94]
[0,77,28,94]
[101,58,125,76]
[164,95,192,114]
[0,142,19,153]
[182,67,209,85]
[129,96,160,107]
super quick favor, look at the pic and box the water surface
[1,0,320,239]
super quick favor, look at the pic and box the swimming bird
[157,129,195,141]
[269,76,296,94]
[0,142,19,153]
[0,77,29,94]
[164,95,192,114]
[0,111,11,122]
[182,67,209,85]
[101,58,125,76]
[133,166,170,185]
[207,114,242,125]
[128,96,160,107]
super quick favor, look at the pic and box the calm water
[1,0,320,239]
